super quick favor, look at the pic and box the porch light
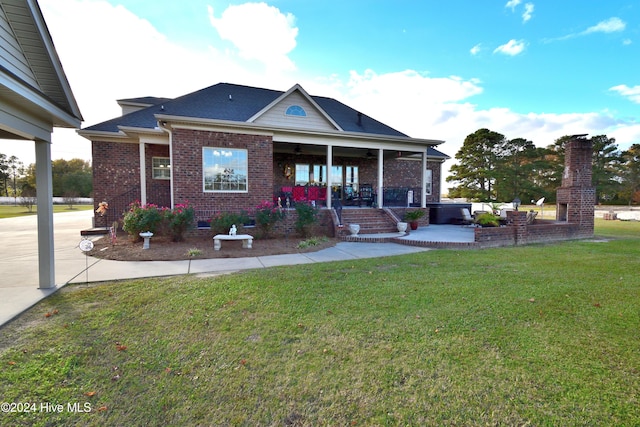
[513,197,521,211]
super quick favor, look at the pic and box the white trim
[152,157,171,180]
[202,147,249,193]
[421,150,427,208]
[326,145,333,209]
[0,69,81,129]
[377,149,384,208]
[35,139,55,288]
[155,114,443,147]
[139,143,146,205]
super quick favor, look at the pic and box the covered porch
[271,140,445,209]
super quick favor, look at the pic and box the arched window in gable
[285,105,307,117]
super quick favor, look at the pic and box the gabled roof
[247,83,343,131]
[0,0,82,127]
[82,83,411,140]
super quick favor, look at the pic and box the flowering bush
[164,202,195,241]
[254,200,285,238]
[122,201,163,241]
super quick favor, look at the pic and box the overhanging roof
[0,0,82,132]
[81,83,435,144]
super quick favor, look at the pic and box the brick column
[508,211,528,245]
[555,135,595,238]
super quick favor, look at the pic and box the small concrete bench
[213,234,253,251]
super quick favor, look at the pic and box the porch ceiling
[273,141,412,160]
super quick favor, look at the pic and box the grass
[0,221,639,426]
[0,204,92,219]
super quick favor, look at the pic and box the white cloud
[584,17,626,34]
[522,3,534,22]
[3,0,638,191]
[493,39,526,55]
[505,0,522,11]
[207,2,298,72]
[470,44,482,55]
[609,85,640,104]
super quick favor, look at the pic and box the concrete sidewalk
[0,210,431,327]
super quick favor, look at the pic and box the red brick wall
[171,129,273,214]
[92,140,141,224]
[556,137,595,237]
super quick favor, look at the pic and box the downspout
[158,121,174,208]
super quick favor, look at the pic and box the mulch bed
[87,232,338,261]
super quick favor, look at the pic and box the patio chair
[317,187,327,205]
[307,186,319,202]
[292,186,306,202]
[460,208,476,227]
[526,210,538,224]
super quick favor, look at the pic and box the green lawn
[1,220,639,426]
[0,204,92,219]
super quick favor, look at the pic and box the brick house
[79,83,449,228]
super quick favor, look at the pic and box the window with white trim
[203,148,248,192]
[152,157,171,180]
[295,164,310,185]
[426,169,433,195]
[285,105,307,117]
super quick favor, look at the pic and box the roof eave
[155,113,444,147]
[27,0,83,123]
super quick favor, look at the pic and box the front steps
[339,208,398,235]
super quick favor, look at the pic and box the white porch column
[139,142,147,205]
[377,148,384,208]
[35,138,55,289]
[421,150,427,208]
[326,144,333,209]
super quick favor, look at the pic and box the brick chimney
[556,134,595,237]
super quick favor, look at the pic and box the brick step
[339,208,398,234]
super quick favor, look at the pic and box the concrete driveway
[0,209,431,326]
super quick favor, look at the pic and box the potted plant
[475,212,500,227]
[404,209,425,230]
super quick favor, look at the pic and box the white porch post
[35,138,55,289]
[421,150,427,208]
[326,144,333,209]
[377,148,384,208]
[139,142,147,205]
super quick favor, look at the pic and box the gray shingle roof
[83,83,408,138]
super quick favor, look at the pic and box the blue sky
[2,0,639,189]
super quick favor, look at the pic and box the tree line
[446,129,640,205]
[0,155,92,199]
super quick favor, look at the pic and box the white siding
[253,91,337,131]
[0,3,38,88]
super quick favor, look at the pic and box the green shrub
[210,211,250,236]
[475,212,500,227]
[294,202,319,237]
[122,201,164,240]
[254,201,285,238]
[403,209,425,221]
[164,202,195,242]
[297,236,328,249]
